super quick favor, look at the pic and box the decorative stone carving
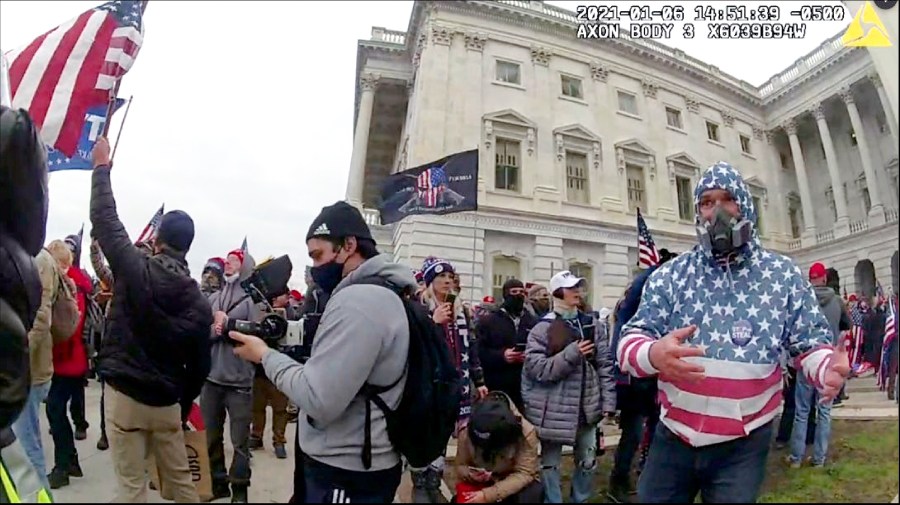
[465,32,487,52]
[869,72,883,89]
[360,73,380,92]
[783,119,798,136]
[555,134,565,161]
[721,111,735,128]
[484,120,493,149]
[641,80,658,99]
[527,128,536,156]
[431,25,453,45]
[685,96,700,114]
[406,79,415,98]
[530,46,551,66]
[752,126,764,140]
[765,130,778,145]
[592,142,601,170]
[615,147,625,174]
[811,103,826,121]
[648,158,657,180]
[839,87,855,105]
[590,61,609,82]
[667,160,676,183]
[412,33,427,69]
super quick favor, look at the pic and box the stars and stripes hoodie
[617,161,835,447]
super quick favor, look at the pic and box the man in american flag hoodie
[617,161,849,503]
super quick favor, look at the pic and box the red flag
[7,1,144,157]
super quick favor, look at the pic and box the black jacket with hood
[90,168,213,410]
[477,305,537,408]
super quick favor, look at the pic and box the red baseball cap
[808,262,827,280]
[290,290,303,301]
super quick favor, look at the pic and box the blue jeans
[11,381,51,490]
[638,422,772,503]
[541,424,598,503]
[789,373,832,465]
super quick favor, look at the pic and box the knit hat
[203,257,225,275]
[467,394,521,454]
[528,284,547,298]
[421,257,454,286]
[227,249,245,265]
[306,201,373,242]
[156,210,194,252]
[502,278,524,296]
[413,269,424,284]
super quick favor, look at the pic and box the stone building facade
[347,0,899,307]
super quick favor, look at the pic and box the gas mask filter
[696,205,752,257]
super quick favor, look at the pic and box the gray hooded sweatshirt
[813,285,851,345]
[261,254,415,472]
[207,255,260,389]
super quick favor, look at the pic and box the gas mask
[696,205,752,257]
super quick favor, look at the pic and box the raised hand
[647,325,706,382]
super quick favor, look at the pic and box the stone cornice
[760,47,865,107]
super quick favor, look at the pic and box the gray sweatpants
[200,381,253,487]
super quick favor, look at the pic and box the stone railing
[362,207,383,226]
[493,0,757,93]
[787,238,802,251]
[369,26,406,45]
[849,218,870,234]
[758,33,845,98]
[815,229,835,243]
[886,207,899,224]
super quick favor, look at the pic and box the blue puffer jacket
[610,265,659,384]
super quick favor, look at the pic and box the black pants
[46,375,83,472]
[612,381,658,480]
[200,382,252,486]
[303,456,401,503]
[776,370,816,444]
[638,422,773,503]
[70,376,88,432]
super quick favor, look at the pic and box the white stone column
[532,235,564,288]
[870,73,899,145]
[600,243,632,309]
[812,103,850,236]
[345,73,379,210]
[842,1,899,123]
[784,119,817,243]
[841,87,885,224]
[764,131,792,241]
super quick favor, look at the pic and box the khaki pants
[106,387,199,503]
[251,375,288,445]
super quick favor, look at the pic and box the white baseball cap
[550,270,585,294]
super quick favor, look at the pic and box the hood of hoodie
[693,161,761,267]
[814,285,837,307]
[333,253,418,296]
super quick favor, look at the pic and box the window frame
[616,89,639,116]
[705,120,721,143]
[564,150,590,204]
[491,256,521,300]
[665,106,684,130]
[494,59,522,86]
[494,137,522,193]
[560,73,584,100]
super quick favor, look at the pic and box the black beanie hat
[306,201,373,242]
[502,278,524,297]
[156,210,195,252]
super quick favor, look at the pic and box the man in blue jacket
[607,249,676,503]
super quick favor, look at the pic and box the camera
[223,254,316,359]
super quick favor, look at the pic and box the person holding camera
[521,271,617,504]
[204,248,261,502]
[229,201,417,503]
[89,137,213,503]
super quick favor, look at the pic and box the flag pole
[110,95,134,161]
[101,0,149,137]
[469,212,479,305]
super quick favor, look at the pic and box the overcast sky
[0,0,850,290]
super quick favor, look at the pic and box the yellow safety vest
[0,459,52,503]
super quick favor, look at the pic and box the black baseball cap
[467,395,521,452]
[306,201,373,242]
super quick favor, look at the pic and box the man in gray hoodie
[203,248,260,503]
[230,201,414,503]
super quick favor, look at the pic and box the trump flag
[378,149,479,225]
[48,98,125,172]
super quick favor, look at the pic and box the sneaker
[274,443,287,459]
[784,455,802,469]
[48,468,70,489]
[211,481,231,501]
[231,485,248,503]
[248,436,263,451]
[68,460,84,478]
[74,428,87,441]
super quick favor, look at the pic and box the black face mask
[503,294,525,315]
[310,257,345,295]
[697,205,751,257]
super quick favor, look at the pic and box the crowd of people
[2,99,896,505]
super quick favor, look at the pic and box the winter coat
[90,168,213,409]
[521,311,616,444]
[476,306,538,410]
[813,285,851,344]
[52,266,92,378]
[208,257,260,389]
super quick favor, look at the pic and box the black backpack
[356,276,462,470]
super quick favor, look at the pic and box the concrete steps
[833,376,898,420]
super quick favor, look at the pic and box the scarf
[443,308,473,422]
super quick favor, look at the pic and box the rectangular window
[862,187,871,214]
[740,134,752,154]
[789,205,801,239]
[780,152,789,169]
[561,75,583,99]
[676,176,693,221]
[706,121,720,142]
[495,60,521,85]
[617,91,638,115]
[565,151,589,204]
[492,257,521,300]
[665,107,683,129]
[752,195,764,235]
[494,139,520,192]
[626,164,645,213]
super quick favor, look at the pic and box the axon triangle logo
[842,1,892,47]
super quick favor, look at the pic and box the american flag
[136,203,163,245]
[878,294,897,390]
[417,166,447,208]
[636,208,660,269]
[7,0,145,157]
[849,301,866,368]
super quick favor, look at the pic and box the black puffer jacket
[90,169,212,409]
[476,306,537,410]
